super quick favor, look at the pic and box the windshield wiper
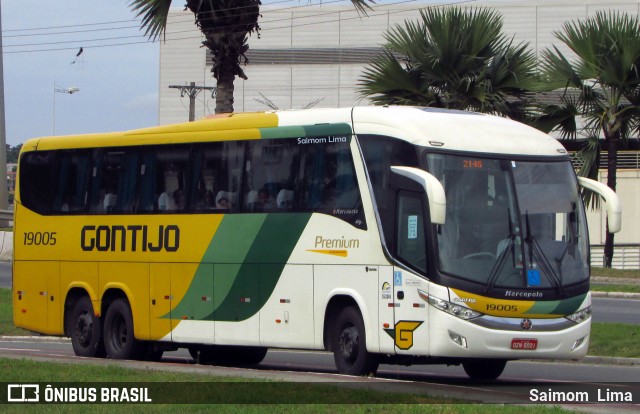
[485,210,516,293]
[524,212,566,296]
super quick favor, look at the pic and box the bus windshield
[427,154,589,291]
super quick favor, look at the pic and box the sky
[1,0,159,147]
[0,0,468,147]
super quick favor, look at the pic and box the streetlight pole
[52,83,80,135]
[0,4,9,217]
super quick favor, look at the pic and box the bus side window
[396,191,427,273]
[299,137,366,229]
[243,140,296,213]
[88,149,139,214]
[137,151,157,213]
[19,151,55,215]
[155,146,189,212]
[52,150,91,214]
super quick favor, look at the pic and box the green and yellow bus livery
[14,107,620,379]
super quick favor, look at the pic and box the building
[159,0,640,267]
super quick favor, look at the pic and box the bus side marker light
[240,297,251,303]
[280,299,290,304]
[182,316,188,320]
[21,309,26,313]
[388,303,399,308]
[448,330,467,348]
[413,303,425,308]
[383,323,390,329]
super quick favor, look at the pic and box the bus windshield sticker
[408,215,418,239]
[394,271,402,287]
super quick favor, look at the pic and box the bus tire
[462,359,507,380]
[221,346,268,366]
[70,296,106,358]
[331,306,379,376]
[103,298,143,360]
[141,342,164,362]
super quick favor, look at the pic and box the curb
[590,291,640,299]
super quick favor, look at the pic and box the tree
[6,144,21,164]
[357,7,539,122]
[537,11,640,267]
[129,0,373,114]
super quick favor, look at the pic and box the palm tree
[357,7,539,122]
[537,11,640,267]
[129,0,373,114]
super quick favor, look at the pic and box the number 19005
[23,232,57,246]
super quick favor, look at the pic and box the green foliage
[0,288,30,335]
[358,7,539,122]
[591,267,640,279]
[5,144,21,164]
[538,11,640,173]
[589,322,640,358]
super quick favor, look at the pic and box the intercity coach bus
[13,106,621,380]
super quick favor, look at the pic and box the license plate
[511,338,538,350]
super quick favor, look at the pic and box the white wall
[158,1,640,261]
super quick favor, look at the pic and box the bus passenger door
[378,265,396,354]
[391,191,430,355]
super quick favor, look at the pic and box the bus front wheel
[462,359,507,380]
[331,306,379,376]
[103,298,143,360]
[70,296,106,358]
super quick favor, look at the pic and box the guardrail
[0,210,13,221]
[591,244,640,270]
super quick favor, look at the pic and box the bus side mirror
[577,177,622,233]
[391,166,446,225]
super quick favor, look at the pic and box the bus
[13,106,621,380]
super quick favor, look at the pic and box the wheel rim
[75,311,92,347]
[109,313,127,352]
[338,325,359,365]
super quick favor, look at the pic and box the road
[0,338,638,407]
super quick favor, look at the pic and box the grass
[591,267,640,280]
[0,358,573,413]
[591,284,640,293]
[0,288,30,335]
[588,323,640,359]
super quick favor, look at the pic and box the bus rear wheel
[331,306,379,376]
[70,296,106,358]
[462,359,507,380]
[103,298,143,360]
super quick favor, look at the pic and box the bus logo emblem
[521,319,533,330]
[384,320,423,350]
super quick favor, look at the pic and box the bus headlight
[418,290,482,320]
[565,306,591,324]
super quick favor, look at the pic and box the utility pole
[0,3,10,221]
[169,82,216,122]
